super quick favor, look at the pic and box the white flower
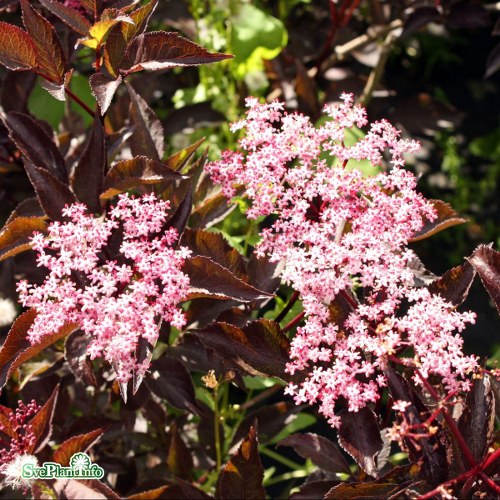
[0,297,16,327]
[1,454,38,491]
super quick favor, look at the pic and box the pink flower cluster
[17,194,191,384]
[206,94,478,427]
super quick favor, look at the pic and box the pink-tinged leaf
[38,0,91,35]
[216,425,265,500]
[53,428,105,466]
[4,111,67,182]
[146,355,205,416]
[428,261,476,306]
[20,0,66,84]
[121,31,233,74]
[485,41,500,79]
[0,309,78,388]
[0,216,47,262]
[182,228,247,281]
[467,244,500,314]
[278,433,351,475]
[126,82,164,160]
[89,73,122,114]
[70,114,106,212]
[0,22,37,71]
[410,199,467,242]
[24,162,77,221]
[338,407,383,478]
[26,384,59,453]
[184,256,272,302]
[194,320,290,379]
[101,156,183,200]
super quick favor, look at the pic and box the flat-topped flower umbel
[206,94,477,428]
[17,193,191,385]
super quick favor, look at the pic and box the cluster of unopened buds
[206,93,478,428]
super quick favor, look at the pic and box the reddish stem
[276,290,300,323]
[283,311,306,333]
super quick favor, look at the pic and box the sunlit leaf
[89,73,122,114]
[428,261,475,306]
[54,428,105,466]
[0,21,36,71]
[0,216,47,261]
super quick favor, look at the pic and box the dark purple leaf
[182,228,246,280]
[0,215,47,262]
[78,0,96,17]
[127,480,211,499]
[167,421,193,479]
[185,256,271,302]
[428,261,476,306]
[0,71,37,113]
[53,428,105,466]
[54,479,120,499]
[385,367,448,486]
[216,425,265,500]
[0,309,78,389]
[146,355,205,416]
[71,114,106,212]
[164,184,193,239]
[193,320,290,379]
[27,383,59,453]
[324,482,401,499]
[165,137,205,172]
[338,407,383,478]
[247,253,283,296]
[403,7,441,37]
[485,42,500,79]
[467,244,500,314]
[89,73,122,114]
[278,433,351,475]
[103,0,158,76]
[446,4,491,30]
[101,156,183,200]
[6,198,44,224]
[0,21,37,71]
[121,31,232,74]
[24,162,77,220]
[232,401,300,447]
[190,192,237,229]
[126,82,164,160]
[4,111,67,182]
[408,253,438,287]
[289,481,340,500]
[458,376,495,464]
[410,199,467,242]
[38,0,91,35]
[64,330,97,386]
[20,0,66,84]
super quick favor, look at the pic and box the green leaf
[268,413,317,444]
[0,21,37,71]
[21,0,66,84]
[120,31,232,74]
[216,425,266,500]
